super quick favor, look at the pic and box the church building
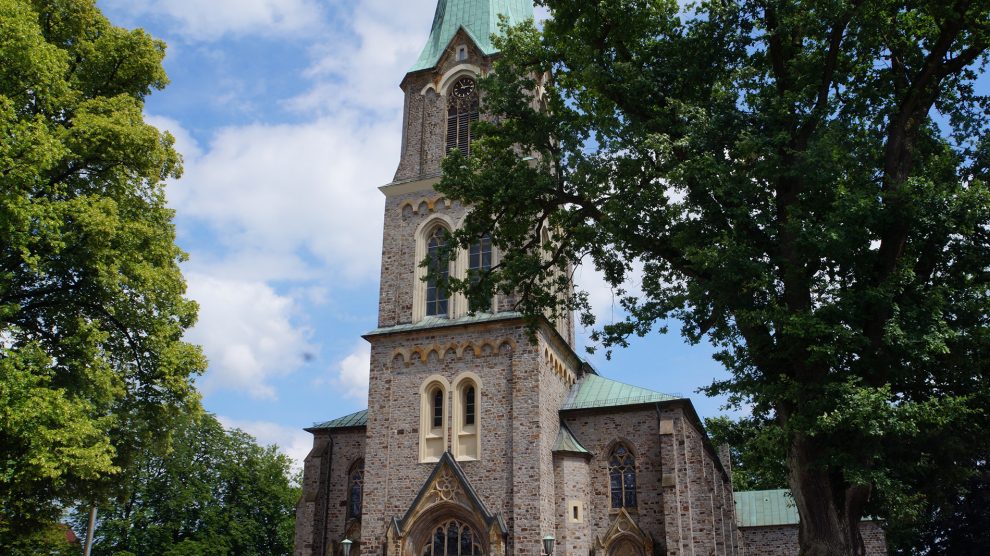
[293,2,885,556]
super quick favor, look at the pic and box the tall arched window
[420,519,484,556]
[609,444,637,509]
[467,233,492,312]
[420,377,449,462]
[426,227,451,317]
[347,460,364,518]
[447,77,479,156]
[453,374,480,460]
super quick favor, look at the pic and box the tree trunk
[788,435,865,556]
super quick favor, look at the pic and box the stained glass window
[420,520,484,556]
[609,444,637,509]
[348,461,364,518]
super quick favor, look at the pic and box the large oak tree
[437,1,990,554]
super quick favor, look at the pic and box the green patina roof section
[562,374,679,411]
[365,312,523,337]
[310,409,368,430]
[734,489,799,527]
[552,422,590,454]
[410,0,535,72]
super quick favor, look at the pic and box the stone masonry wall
[554,455,592,556]
[562,407,666,552]
[296,433,330,556]
[295,428,367,556]
[657,404,739,556]
[738,521,887,556]
[321,429,367,555]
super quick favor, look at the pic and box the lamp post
[542,535,555,556]
[341,538,353,556]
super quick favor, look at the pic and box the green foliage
[76,413,299,556]
[704,416,788,492]
[0,0,205,544]
[437,0,990,551]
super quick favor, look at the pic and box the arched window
[426,227,451,317]
[452,375,480,461]
[447,77,479,156]
[347,460,364,518]
[467,233,492,312]
[420,519,484,556]
[609,444,637,509]
[420,377,448,462]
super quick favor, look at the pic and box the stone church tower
[294,2,743,555]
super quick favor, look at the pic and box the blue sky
[93,0,738,466]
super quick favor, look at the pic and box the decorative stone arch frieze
[420,375,451,462]
[392,338,516,366]
[593,509,653,556]
[542,344,577,386]
[451,372,482,461]
[399,196,452,216]
[387,453,507,556]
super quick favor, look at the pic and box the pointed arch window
[347,460,364,518]
[609,444,637,509]
[467,233,492,312]
[420,519,484,556]
[447,77,479,156]
[426,226,451,317]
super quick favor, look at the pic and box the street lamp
[341,538,353,556]
[542,535,555,556]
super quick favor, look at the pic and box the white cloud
[153,115,390,283]
[332,342,371,403]
[186,273,315,399]
[106,0,327,41]
[218,416,312,472]
[284,0,436,117]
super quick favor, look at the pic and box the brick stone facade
[738,521,887,556]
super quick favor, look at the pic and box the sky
[94,0,737,468]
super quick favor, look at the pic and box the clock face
[452,77,476,98]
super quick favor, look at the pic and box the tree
[704,415,788,492]
[76,413,299,556]
[436,1,990,554]
[0,0,205,545]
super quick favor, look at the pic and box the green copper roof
[734,489,799,527]
[410,0,535,72]
[552,422,590,455]
[309,409,367,431]
[562,374,679,411]
[365,312,523,337]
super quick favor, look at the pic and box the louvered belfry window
[447,77,479,156]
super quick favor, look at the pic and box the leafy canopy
[76,413,300,556]
[437,0,990,552]
[0,0,205,542]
